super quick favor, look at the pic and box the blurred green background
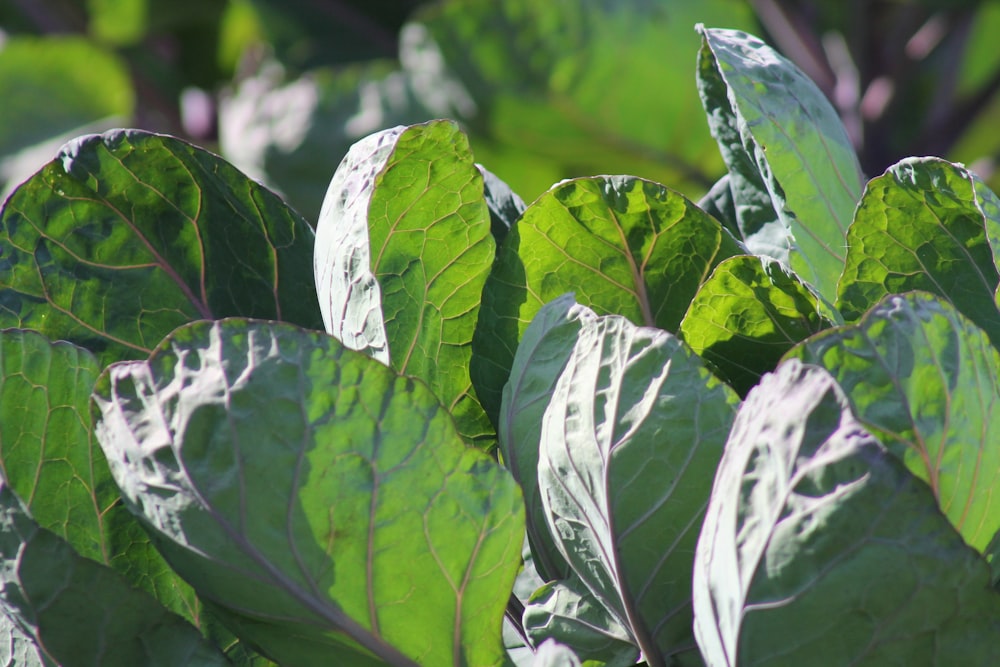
[3,0,1000,223]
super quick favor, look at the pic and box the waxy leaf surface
[315,120,495,446]
[697,26,864,303]
[538,312,739,664]
[680,255,836,395]
[0,480,226,666]
[473,175,741,423]
[838,157,1000,346]
[694,358,1000,666]
[789,292,1000,551]
[93,319,525,667]
[0,129,320,367]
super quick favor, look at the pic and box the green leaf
[92,319,525,667]
[538,312,739,663]
[788,292,1000,552]
[0,615,53,667]
[0,479,228,666]
[0,328,202,625]
[523,577,639,667]
[679,255,837,395]
[472,175,741,423]
[696,26,864,303]
[315,120,496,447]
[0,129,321,367]
[838,157,1000,347]
[500,293,595,582]
[693,358,1000,666]
[478,163,525,251]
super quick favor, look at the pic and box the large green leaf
[0,129,321,367]
[679,255,837,395]
[837,157,1000,347]
[693,358,1000,666]
[92,319,525,667]
[0,328,202,626]
[788,292,1000,552]
[0,479,227,666]
[696,26,864,303]
[472,175,742,423]
[314,120,495,446]
[537,311,739,664]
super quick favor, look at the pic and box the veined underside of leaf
[314,120,496,446]
[696,26,864,304]
[92,319,524,667]
[537,308,739,665]
[0,129,321,367]
[693,358,1000,666]
[788,291,1000,552]
[472,174,741,425]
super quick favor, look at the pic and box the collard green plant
[2,23,1000,667]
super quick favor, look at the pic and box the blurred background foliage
[3,0,1000,223]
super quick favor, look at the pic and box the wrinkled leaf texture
[93,318,524,667]
[694,358,1000,666]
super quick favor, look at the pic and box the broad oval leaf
[0,129,321,367]
[0,328,200,624]
[696,26,864,303]
[0,479,227,666]
[788,291,1000,551]
[472,174,741,424]
[837,157,1000,346]
[693,358,1000,666]
[92,319,525,667]
[679,255,837,395]
[314,120,496,446]
[538,312,740,663]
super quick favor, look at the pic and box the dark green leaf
[0,129,321,367]
[314,120,496,446]
[478,163,525,251]
[538,312,739,663]
[679,255,837,395]
[472,175,741,423]
[693,358,1000,666]
[696,26,864,303]
[838,157,1000,347]
[788,292,1000,552]
[0,479,228,666]
[93,319,525,667]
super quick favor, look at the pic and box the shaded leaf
[697,26,864,303]
[0,129,321,367]
[315,120,495,446]
[788,291,1000,552]
[680,255,837,395]
[0,479,227,666]
[693,358,1000,666]
[472,175,741,423]
[538,312,739,663]
[838,157,1000,347]
[93,319,525,667]
[478,163,526,251]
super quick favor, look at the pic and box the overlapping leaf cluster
[1,24,1000,667]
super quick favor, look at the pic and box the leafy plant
[3,23,1000,667]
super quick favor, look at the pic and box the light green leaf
[92,319,525,667]
[315,120,496,447]
[538,313,739,663]
[472,175,741,423]
[680,255,837,395]
[523,578,639,667]
[693,358,1000,666]
[838,157,1000,346]
[788,292,1000,552]
[0,479,227,666]
[0,129,321,368]
[696,26,864,303]
[0,614,53,667]
[0,328,201,625]
[530,639,583,667]
[500,293,595,582]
